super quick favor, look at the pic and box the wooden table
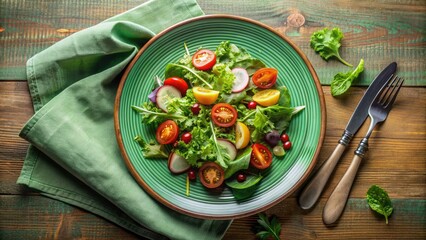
[1,0,425,239]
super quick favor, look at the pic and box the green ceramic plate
[115,15,325,219]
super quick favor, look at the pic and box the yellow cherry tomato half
[192,87,219,105]
[235,122,250,149]
[252,89,280,106]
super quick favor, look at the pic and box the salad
[132,41,304,199]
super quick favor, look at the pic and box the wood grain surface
[1,0,425,239]
[1,0,425,85]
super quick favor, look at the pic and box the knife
[298,62,397,210]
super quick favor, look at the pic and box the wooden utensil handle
[298,143,347,210]
[322,155,363,225]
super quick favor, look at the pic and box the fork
[322,76,404,225]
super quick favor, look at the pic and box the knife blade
[298,62,397,210]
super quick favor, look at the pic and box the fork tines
[376,76,404,107]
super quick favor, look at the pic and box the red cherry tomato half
[192,49,216,71]
[252,68,278,89]
[198,162,225,189]
[155,120,179,145]
[250,143,273,170]
[164,77,189,95]
[211,103,238,127]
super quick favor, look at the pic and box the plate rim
[114,14,326,219]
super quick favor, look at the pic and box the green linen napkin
[17,0,232,239]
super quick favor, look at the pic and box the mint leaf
[310,27,352,67]
[330,59,364,97]
[366,185,393,224]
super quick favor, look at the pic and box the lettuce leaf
[310,27,353,67]
[331,59,364,96]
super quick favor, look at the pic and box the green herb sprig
[254,213,282,240]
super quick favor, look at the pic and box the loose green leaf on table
[331,59,364,97]
[253,213,281,240]
[366,185,394,224]
[310,27,353,67]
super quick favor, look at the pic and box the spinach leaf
[226,173,263,189]
[310,27,352,67]
[331,59,364,97]
[224,147,252,179]
[226,174,263,200]
[366,185,393,224]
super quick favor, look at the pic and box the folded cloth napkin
[17,0,232,239]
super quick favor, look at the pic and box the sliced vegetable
[192,49,216,71]
[250,143,272,170]
[252,89,280,107]
[217,138,237,161]
[252,68,278,89]
[235,122,250,149]
[156,85,182,112]
[156,120,179,145]
[211,103,237,127]
[231,68,249,92]
[199,162,225,188]
[192,86,219,105]
[168,152,190,174]
[164,77,189,96]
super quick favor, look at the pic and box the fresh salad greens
[253,213,282,240]
[132,40,304,198]
[310,27,352,67]
[331,59,364,96]
[310,27,365,96]
[366,185,394,224]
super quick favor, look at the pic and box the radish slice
[231,68,249,93]
[156,85,182,112]
[217,138,237,161]
[168,152,190,174]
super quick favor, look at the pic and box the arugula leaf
[366,185,393,224]
[310,27,353,67]
[134,135,169,158]
[254,213,281,240]
[165,63,213,89]
[330,59,364,96]
[132,103,187,125]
